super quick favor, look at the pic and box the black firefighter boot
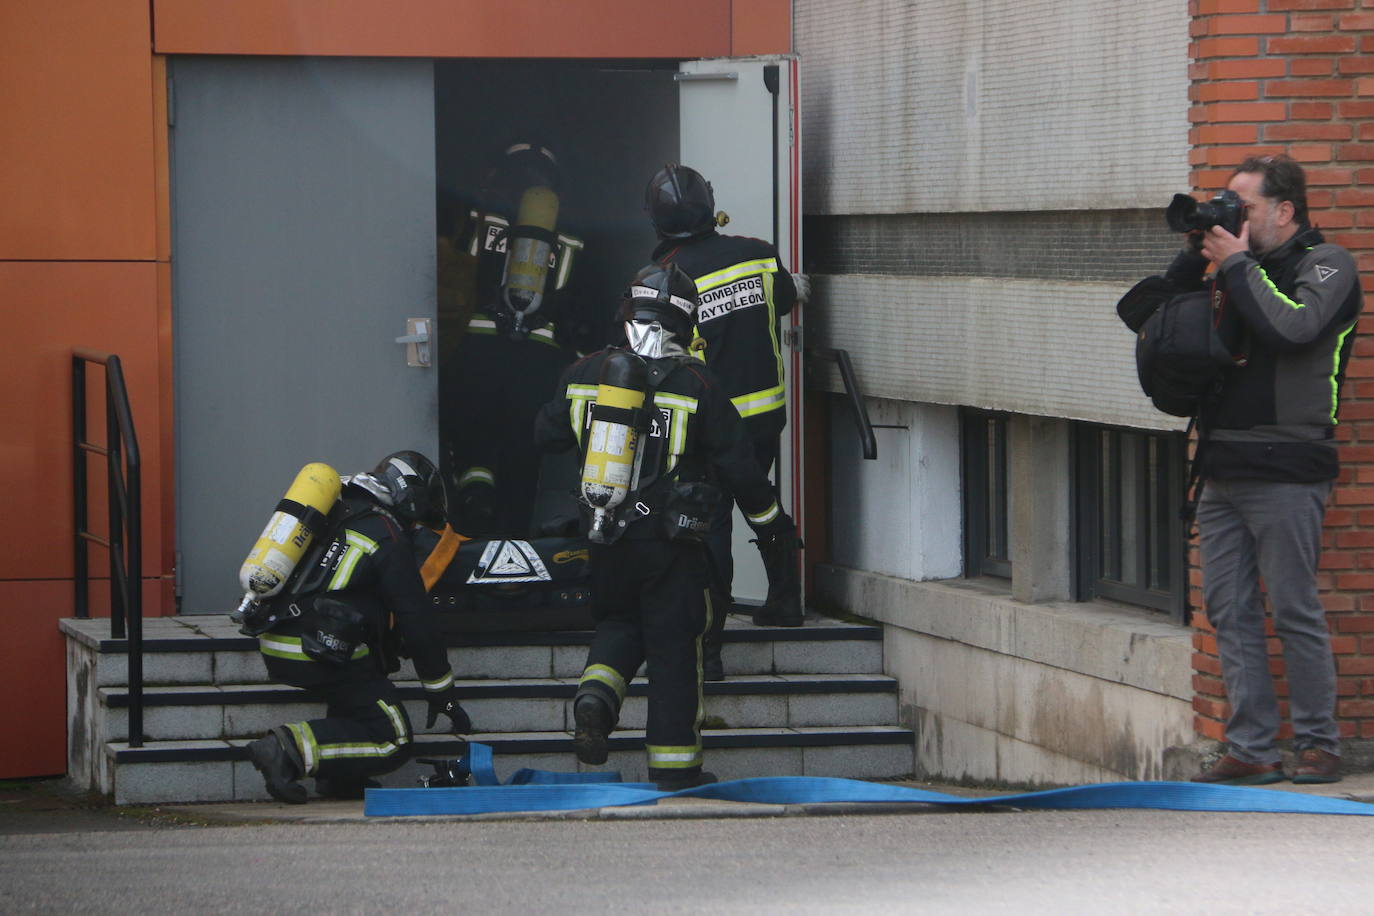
[751,528,805,628]
[573,693,614,766]
[247,726,308,804]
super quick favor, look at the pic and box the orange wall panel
[0,262,166,584]
[0,580,78,778]
[154,0,733,58]
[732,0,793,56]
[0,0,157,261]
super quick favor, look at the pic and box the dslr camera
[1166,189,1245,237]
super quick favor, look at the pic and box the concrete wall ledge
[813,565,1192,702]
[813,565,1196,784]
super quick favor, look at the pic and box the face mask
[347,472,394,506]
[625,319,677,358]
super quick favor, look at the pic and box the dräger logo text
[697,276,766,323]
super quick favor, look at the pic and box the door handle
[396,318,432,368]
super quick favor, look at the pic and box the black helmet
[481,141,560,212]
[645,164,715,239]
[624,262,700,341]
[353,451,446,527]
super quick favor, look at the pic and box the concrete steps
[63,612,914,804]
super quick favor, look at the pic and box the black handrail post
[108,356,144,747]
[73,358,90,619]
[107,391,126,641]
[810,347,878,461]
[71,349,144,748]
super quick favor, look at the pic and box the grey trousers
[1198,476,1340,764]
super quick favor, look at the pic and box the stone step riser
[87,639,886,689]
[65,617,907,805]
[109,738,917,805]
[93,689,900,742]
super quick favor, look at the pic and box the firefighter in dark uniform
[534,263,797,790]
[439,142,590,537]
[645,164,809,681]
[244,452,472,803]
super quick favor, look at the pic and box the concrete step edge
[62,614,880,655]
[99,673,900,708]
[107,726,915,763]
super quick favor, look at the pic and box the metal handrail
[72,349,144,748]
[810,347,878,460]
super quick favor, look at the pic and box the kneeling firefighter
[235,452,472,803]
[533,262,798,791]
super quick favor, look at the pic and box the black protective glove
[752,513,802,596]
[750,512,804,626]
[425,686,473,734]
[752,510,797,542]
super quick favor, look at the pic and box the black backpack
[1118,278,1236,418]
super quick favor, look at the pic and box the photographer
[1167,156,1362,785]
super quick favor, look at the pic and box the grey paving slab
[111,749,236,805]
[707,745,805,780]
[552,645,590,678]
[140,652,217,686]
[138,704,226,742]
[718,642,774,675]
[225,700,322,737]
[704,693,788,729]
[774,639,882,675]
[212,648,271,684]
[615,696,649,730]
[788,692,897,728]
[803,742,914,780]
[422,697,566,734]
[451,645,555,679]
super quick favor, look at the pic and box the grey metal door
[170,56,437,613]
[679,56,803,606]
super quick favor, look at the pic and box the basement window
[961,410,1012,579]
[1073,423,1188,620]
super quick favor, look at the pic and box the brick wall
[1188,0,1374,745]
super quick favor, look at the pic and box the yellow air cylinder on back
[238,462,341,603]
[504,185,560,306]
[580,350,648,543]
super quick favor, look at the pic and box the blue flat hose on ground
[366,744,1374,818]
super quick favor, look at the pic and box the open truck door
[677,55,803,610]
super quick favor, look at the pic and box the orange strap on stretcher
[420,524,468,593]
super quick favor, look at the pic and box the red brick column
[1188,0,1374,746]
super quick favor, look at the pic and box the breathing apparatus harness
[581,351,721,546]
[235,491,405,671]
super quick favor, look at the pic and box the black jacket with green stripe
[534,348,783,541]
[652,231,797,439]
[266,491,455,691]
[1202,227,1363,482]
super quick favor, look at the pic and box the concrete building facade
[800,0,1374,784]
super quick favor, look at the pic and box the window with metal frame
[962,410,1012,579]
[1073,423,1188,619]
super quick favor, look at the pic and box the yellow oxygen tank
[502,185,560,332]
[580,350,649,543]
[237,462,341,606]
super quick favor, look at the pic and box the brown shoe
[1290,748,1342,785]
[1191,753,1285,785]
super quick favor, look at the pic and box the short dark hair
[1232,154,1309,225]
